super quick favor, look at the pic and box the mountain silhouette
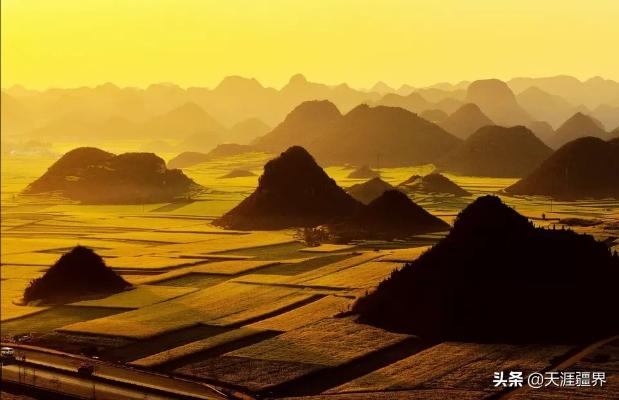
[439,103,494,139]
[398,173,470,196]
[143,102,225,140]
[167,144,256,169]
[516,86,576,127]
[253,100,343,153]
[23,246,130,304]
[227,118,271,145]
[415,87,467,103]
[253,102,461,167]
[591,104,619,134]
[549,112,607,148]
[376,92,431,113]
[167,151,210,169]
[508,75,619,110]
[353,195,619,342]
[505,136,619,199]
[347,177,395,204]
[437,125,552,177]
[525,121,555,144]
[370,81,396,95]
[1,91,33,134]
[376,92,463,115]
[419,109,448,123]
[309,104,461,167]
[213,146,363,230]
[466,79,532,126]
[347,165,380,179]
[25,147,200,203]
[219,169,256,179]
[332,190,449,240]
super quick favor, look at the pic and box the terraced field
[2,152,618,399]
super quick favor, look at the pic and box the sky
[2,0,618,90]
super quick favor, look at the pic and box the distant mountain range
[255,101,462,167]
[4,74,618,144]
[436,125,552,177]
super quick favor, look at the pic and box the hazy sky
[2,0,618,90]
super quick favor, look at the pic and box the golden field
[2,151,618,398]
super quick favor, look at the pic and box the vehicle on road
[1,347,16,364]
[77,363,95,376]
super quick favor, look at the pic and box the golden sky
[2,0,618,89]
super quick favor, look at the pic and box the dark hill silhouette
[332,190,449,240]
[254,102,461,167]
[439,103,494,139]
[252,100,343,153]
[23,246,130,304]
[549,112,607,149]
[419,109,448,123]
[25,147,199,204]
[219,169,256,179]
[347,177,395,204]
[353,196,619,342]
[437,125,552,177]
[213,146,363,230]
[347,165,379,179]
[505,136,619,199]
[311,104,462,167]
[399,173,470,196]
[167,151,210,169]
[466,79,532,126]
[612,126,619,138]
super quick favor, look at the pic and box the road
[1,343,238,400]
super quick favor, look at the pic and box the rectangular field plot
[302,261,401,289]
[143,231,297,257]
[1,265,46,280]
[379,246,431,262]
[301,244,356,253]
[105,256,208,270]
[509,338,619,400]
[229,318,410,367]
[0,237,82,255]
[330,342,574,394]
[190,260,279,275]
[70,285,198,308]
[248,296,353,332]
[176,356,322,392]
[1,251,62,266]
[1,306,123,337]
[211,241,307,260]
[288,252,387,284]
[130,327,265,367]
[151,273,230,288]
[129,259,282,285]
[59,282,321,339]
[1,279,49,322]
